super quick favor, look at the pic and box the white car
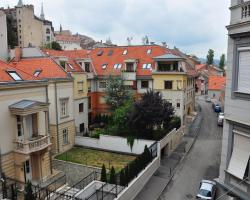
[217,113,224,126]
[196,180,216,199]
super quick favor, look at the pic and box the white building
[0,10,8,60]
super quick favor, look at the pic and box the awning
[227,132,250,180]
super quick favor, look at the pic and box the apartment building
[10,48,75,154]
[0,10,8,60]
[44,49,89,134]
[4,0,54,48]
[55,34,82,50]
[0,60,53,184]
[218,0,250,199]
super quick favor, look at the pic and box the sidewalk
[135,108,203,200]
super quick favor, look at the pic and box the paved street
[159,96,223,200]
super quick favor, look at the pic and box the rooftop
[208,76,226,90]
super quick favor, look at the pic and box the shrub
[24,181,35,200]
[109,166,116,184]
[101,164,107,182]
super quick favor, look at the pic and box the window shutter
[238,51,250,94]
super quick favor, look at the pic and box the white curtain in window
[238,51,250,94]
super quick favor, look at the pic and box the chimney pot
[14,46,22,62]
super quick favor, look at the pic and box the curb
[157,103,203,199]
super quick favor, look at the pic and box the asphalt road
[159,96,223,200]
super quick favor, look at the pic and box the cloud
[0,0,230,58]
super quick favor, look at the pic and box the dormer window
[126,62,134,72]
[123,49,128,55]
[85,62,91,72]
[114,64,122,69]
[33,70,41,77]
[102,64,107,69]
[67,63,74,70]
[147,49,152,54]
[142,63,152,69]
[59,61,66,70]
[97,50,103,56]
[7,71,22,81]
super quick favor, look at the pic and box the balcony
[122,71,136,81]
[14,135,51,154]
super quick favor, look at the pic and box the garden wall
[75,135,155,155]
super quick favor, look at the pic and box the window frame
[77,81,84,93]
[164,81,173,90]
[141,80,149,89]
[63,128,69,145]
[7,71,22,81]
[60,98,69,118]
[79,103,84,113]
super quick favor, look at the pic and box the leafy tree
[129,90,174,135]
[206,49,214,65]
[45,41,62,50]
[219,54,226,71]
[109,166,116,184]
[167,116,181,132]
[7,15,18,48]
[24,181,35,200]
[101,164,107,182]
[105,76,132,111]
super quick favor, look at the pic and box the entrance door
[80,123,85,133]
[24,160,32,182]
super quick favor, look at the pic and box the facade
[0,60,53,184]
[0,10,8,60]
[207,76,226,100]
[4,1,54,48]
[218,0,250,199]
[55,34,82,50]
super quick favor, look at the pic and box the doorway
[24,160,32,182]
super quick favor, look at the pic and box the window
[17,115,23,137]
[79,103,84,113]
[123,49,128,55]
[46,28,50,34]
[33,70,41,77]
[164,81,173,89]
[78,62,82,67]
[8,71,22,81]
[99,81,107,89]
[141,81,149,88]
[114,64,122,69]
[85,62,90,72]
[167,99,172,106]
[142,64,152,69]
[59,61,66,70]
[77,81,84,93]
[46,36,50,42]
[60,98,69,118]
[25,160,30,173]
[147,49,152,54]
[80,123,85,133]
[63,128,69,144]
[97,50,103,56]
[237,49,250,94]
[177,80,182,90]
[126,63,134,72]
[107,50,113,56]
[67,63,74,70]
[102,64,107,69]
[176,99,181,108]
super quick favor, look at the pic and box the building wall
[208,90,222,100]
[137,79,153,94]
[1,152,15,179]
[57,41,82,50]
[0,10,8,60]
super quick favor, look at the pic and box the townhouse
[10,47,75,154]
[207,76,226,100]
[0,60,53,184]
[217,0,250,199]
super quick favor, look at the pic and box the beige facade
[0,81,52,184]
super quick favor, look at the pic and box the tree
[219,54,226,71]
[206,49,214,65]
[105,76,132,111]
[45,41,62,50]
[101,164,107,182]
[24,181,35,200]
[129,90,174,135]
[119,169,125,186]
[109,166,116,184]
[7,15,18,48]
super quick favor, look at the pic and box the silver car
[217,113,224,126]
[196,180,216,199]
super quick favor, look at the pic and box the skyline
[0,0,230,59]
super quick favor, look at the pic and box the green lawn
[55,147,135,171]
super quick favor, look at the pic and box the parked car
[214,105,221,113]
[217,113,224,126]
[196,180,216,199]
[206,97,211,102]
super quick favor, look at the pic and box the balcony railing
[242,4,250,18]
[121,71,136,81]
[14,135,51,154]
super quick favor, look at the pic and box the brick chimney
[14,46,22,62]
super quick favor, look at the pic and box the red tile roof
[90,45,172,77]
[55,34,81,43]
[208,76,226,90]
[43,49,90,72]
[195,64,207,71]
[0,59,35,82]
[10,57,68,79]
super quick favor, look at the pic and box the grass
[55,147,136,171]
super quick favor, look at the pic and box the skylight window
[107,50,113,56]
[102,64,108,69]
[97,50,104,56]
[142,64,152,69]
[67,63,74,70]
[33,70,41,77]
[8,71,22,81]
[123,49,128,55]
[147,49,152,54]
[114,64,122,69]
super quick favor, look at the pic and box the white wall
[137,80,153,94]
[74,97,88,133]
[75,135,155,155]
[0,10,8,60]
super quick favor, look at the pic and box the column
[22,116,27,140]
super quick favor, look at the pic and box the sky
[0,0,230,59]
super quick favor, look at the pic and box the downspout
[46,84,53,175]
[55,82,60,153]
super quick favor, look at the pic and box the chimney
[14,46,22,62]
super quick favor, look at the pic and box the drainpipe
[55,82,60,154]
[46,84,53,175]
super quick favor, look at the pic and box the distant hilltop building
[2,0,54,48]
